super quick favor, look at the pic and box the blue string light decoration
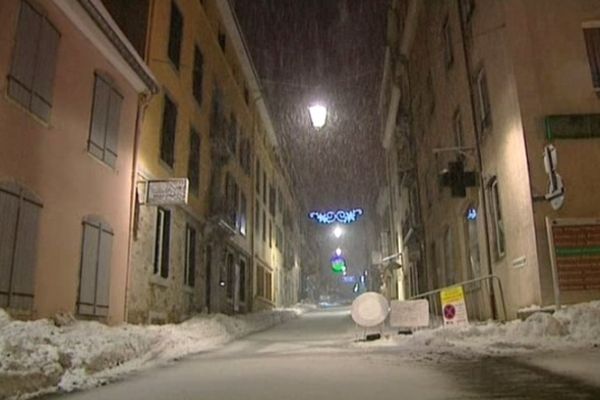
[308,208,364,224]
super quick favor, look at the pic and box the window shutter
[89,77,111,159]
[78,222,100,315]
[161,212,170,278]
[8,2,42,108]
[104,89,123,167]
[0,192,20,307]
[95,228,113,316]
[30,19,59,121]
[584,28,600,89]
[10,199,40,310]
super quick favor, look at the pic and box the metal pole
[456,0,498,320]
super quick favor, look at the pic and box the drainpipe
[124,91,152,323]
[456,0,498,319]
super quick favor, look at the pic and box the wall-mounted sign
[145,179,189,205]
[466,207,477,221]
[308,208,364,224]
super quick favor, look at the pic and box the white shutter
[95,228,113,316]
[11,199,40,309]
[30,19,59,121]
[8,2,42,107]
[0,191,19,307]
[104,89,122,167]
[89,77,110,159]
[78,222,100,315]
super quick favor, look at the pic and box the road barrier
[408,274,507,327]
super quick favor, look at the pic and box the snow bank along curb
[0,306,307,399]
[356,300,600,358]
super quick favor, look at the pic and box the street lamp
[308,104,327,129]
[335,247,342,256]
[333,226,343,238]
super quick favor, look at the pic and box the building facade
[0,0,157,323]
[381,0,600,319]
[104,0,303,323]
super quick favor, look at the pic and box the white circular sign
[351,292,389,327]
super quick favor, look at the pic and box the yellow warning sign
[440,286,468,326]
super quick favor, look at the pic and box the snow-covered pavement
[26,303,600,400]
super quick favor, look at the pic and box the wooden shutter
[584,28,600,89]
[30,18,59,121]
[78,219,113,317]
[78,222,100,315]
[104,88,123,167]
[160,210,170,278]
[11,199,40,309]
[95,227,113,316]
[0,191,20,308]
[89,76,110,159]
[0,184,41,310]
[8,2,42,108]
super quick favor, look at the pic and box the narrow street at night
[42,307,600,400]
[2,0,600,398]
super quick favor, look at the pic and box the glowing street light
[335,248,342,256]
[333,226,343,238]
[308,104,327,129]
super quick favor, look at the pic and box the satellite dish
[351,292,389,327]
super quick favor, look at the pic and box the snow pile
[0,307,304,399]
[359,301,600,358]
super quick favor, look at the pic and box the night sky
[233,0,388,216]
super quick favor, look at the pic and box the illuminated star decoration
[308,208,364,224]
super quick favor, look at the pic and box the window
[453,108,463,147]
[262,210,267,242]
[269,220,273,248]
[489,177,506,259]
[443,17,453,69]
[78,217,113,317]
[239,257,246,303]
[475,68,492,133]
[160,95,177,167]
[263,172,267,203]
[0,183,41,310]
[226,252,234,299]
[244,86,249,105]
[265,270,272,301]
[255,202,261,234]
[224,173,237,227]
[88,74,123,167]
[239,192,247,236]
[256,265,264,298]
[227,115,237,155]
[239,138,251,174]
[255,160,261,193]
[583,25,600,90]
[218,30,226,51]
[256,264,272,301]
[188,128,201,194]
[184,225,196,287]
[154,208,171,278]
[8,1,60,121]
[167,1,183,69]
[193,46,204,105]
[269,184,276,215]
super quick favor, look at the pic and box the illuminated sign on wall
[309,208,364,225]
[466,207,477,221]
